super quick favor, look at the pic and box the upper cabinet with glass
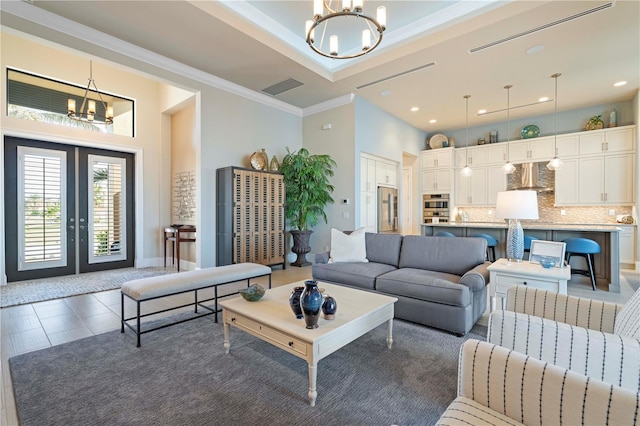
[7,68,134,137]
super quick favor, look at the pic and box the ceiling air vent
[469,2,614,54]
[261,78,304,96]
[356,62,437,90]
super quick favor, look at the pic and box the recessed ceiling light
[614,81,627,87]
[477,109,487,115]
[379,90,391,96]
[538,97,549,102]
[526,45,544,55]
[429,119,437,124]
[410,107,419,112]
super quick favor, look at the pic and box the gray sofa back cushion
[365,232,403,267]
[399,235,487,276]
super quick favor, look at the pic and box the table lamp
[495,190,539,262]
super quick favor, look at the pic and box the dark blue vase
[288,286,304,319]
[322,295,337,320]
[300,280,323,329]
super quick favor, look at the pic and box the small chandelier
[547,73,563,171]
[306,0,386,59]
[502,84,516,174]
[460,95,473,177]
[67,60,113,124]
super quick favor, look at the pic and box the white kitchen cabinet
[376,161,397,187]
[455,167,488,206]
[485,144,507,165]
[555,134,580,158]
[360,156,377,192]
[359,191,377,233]
[455,145,488,167]
[422,148,453,168]
[619,226,636,266]
[486,165,507,205]
[422,169,452,192]
[554,158,579,205]
[579,127,634,155]
[509,137,555,162]
[577,153,634,205]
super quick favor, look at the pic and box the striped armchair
[488,286,640,392]
[437,339,640,425]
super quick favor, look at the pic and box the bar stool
[524,235,539,260]
[471,233,498,262]
[563,237,601,291]
[434,231,456,238]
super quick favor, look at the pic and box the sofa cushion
[312,262,397,290]
[365,232,403,267]
[614,287,640,339]
[376,268,470,307]
[329,227,368,263]
[398,235,486,276]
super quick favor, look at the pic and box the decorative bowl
[239,284,266,301]
[538,257,556,269]
[521,124,540,139]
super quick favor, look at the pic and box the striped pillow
[614,288,640,339]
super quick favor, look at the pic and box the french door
[4,136,135,282]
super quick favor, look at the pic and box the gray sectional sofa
[312,233,490,335]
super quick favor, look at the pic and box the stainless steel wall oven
[423,193,450,224]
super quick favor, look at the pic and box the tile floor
[1,265,636,425]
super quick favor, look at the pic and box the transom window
[6,68,134,137]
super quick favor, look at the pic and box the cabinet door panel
[605,128,634,153]
[486,165,507,205]
[579,132,605,155]
[605,154,634,204]
[435,169,451,191]
[509,140,530,162]
[469,168,488,205]
[454,171,471,205]
[578,157,604,204]
[554,159,579,205]
[486,144,506,165]
[529,137,555,161]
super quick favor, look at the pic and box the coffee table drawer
[228,314,308,356]
[495,274,559,295]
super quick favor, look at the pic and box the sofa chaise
[312,232,490,335]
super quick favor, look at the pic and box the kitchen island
[422,222,623,292]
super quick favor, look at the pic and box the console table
[163,226,196,271]
[488,258,571,311]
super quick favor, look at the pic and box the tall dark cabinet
[216,166,286,268]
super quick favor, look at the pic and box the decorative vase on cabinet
[300,280,323,329]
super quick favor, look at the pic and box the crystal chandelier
[67,61,113,124]
[306,0,386,59]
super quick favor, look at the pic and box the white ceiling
[1,0,638,132]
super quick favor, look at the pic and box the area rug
[9,316,486,426]
[622,270,640,292]
[1,267,174,308]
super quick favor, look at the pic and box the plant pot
[290,230,312,267]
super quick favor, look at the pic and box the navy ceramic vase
[300,280,323,329]
[288,286,304,319]
[322,295,337,320]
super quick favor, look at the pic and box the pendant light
[547,73,563,170]
[460,95,472,177]
[502,84,516,174]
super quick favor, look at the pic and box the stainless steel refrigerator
[377,186,398,233]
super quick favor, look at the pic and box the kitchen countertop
[421,222,633,232]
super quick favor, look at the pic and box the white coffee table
[219,281,398,406]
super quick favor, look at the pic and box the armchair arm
[505,285,623,333]
[458,262,490,292]
[314,251,330,264]
[488,309,640,392]
[451,339,639,425]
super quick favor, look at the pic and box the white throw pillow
[329,227,368,263]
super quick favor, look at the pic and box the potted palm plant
[279,147,336,267]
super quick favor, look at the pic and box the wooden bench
[121,263,271,346]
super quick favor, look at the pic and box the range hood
[511,162,554,193]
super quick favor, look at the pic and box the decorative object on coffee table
[239,283,266,302]
[322,295,337,319]
[289,286,304,319]
[586,115,604,130]
[300,279,323,329]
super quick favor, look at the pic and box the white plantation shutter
[18,147,67,270]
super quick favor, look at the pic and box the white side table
[487,258,571,311]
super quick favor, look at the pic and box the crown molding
[302,93,355,117]
[1,0,303,117]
